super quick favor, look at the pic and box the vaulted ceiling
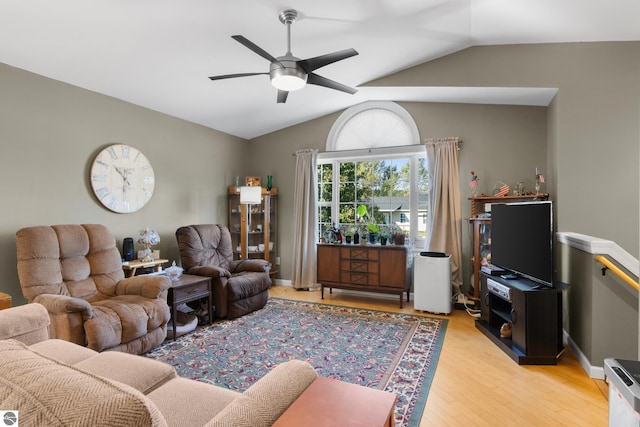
[1,0,639,139]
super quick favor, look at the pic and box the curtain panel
[291,149,319,289]
[424,137,463,293]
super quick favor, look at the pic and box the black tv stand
[476,272,564,365]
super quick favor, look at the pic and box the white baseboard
[564,329,605,380]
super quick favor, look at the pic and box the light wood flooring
[268,285,609,426]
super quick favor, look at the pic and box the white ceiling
[1,0,639,139]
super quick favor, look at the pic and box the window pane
[339,182,355,203]
[340,162,355,182]
[319,205,332,241]
[339,203,356,225]
[318,183,332,202]
[416,157,429,241]
[319,206,332,223]
[318,163,332,182]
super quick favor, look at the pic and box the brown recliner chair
[176,224,271,319]
[15,224,171,354]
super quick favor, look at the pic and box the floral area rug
[146,297,447,427]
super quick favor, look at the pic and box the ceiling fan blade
[209,72,268,81]
[307,73,357,95]
[277,90,289,104]
[297,48,359,73]
[231,35,283,66]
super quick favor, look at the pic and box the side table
[167,274,212,340]
[273,377,396,427]
[0,292,11,310]
[122,259,169,277]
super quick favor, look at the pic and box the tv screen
[491,201,554,287]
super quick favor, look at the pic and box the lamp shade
[240,186,262,204]
[270,62,307,91]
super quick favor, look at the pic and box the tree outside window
[317,156,428,245]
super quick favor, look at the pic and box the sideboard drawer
[342,260,379,274]
[341,247,379,261]
[344,272,379,286]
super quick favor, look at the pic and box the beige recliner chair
[176,224,271,319]
[15,224,171,354]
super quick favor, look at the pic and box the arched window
[318,102,428,247]
[327,101,420,151]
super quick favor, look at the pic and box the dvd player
[487,278,511,302]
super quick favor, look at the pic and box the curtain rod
[291,144,428,157]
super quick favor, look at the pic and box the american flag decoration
[495,183,509,197]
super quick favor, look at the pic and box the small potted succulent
[390,224,406,246]
[379,225,391,246]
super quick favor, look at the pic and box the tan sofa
[0,303,318,426]
[15,224,171,354]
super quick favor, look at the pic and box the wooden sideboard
[317,244,410,308]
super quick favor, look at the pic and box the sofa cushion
[206,359,317,427]
[30,338,98,365]
[148,377,240,426]
[0,302,50,345]
[0,339,167,426]
[75,351,177,394]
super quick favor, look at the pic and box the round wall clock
[90,144,155,213]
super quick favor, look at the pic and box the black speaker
[122,237,135,261]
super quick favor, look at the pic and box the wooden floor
[269,285,609,426]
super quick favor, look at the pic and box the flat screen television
[491,201,555,288]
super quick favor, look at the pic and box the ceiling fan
[209,9,359,103]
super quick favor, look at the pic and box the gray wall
[1,41,638,316]
[369,42,639,258]
[558,244,638,366]
[0,63,250,305]
[249,42,639,294]
[249,103,547,288]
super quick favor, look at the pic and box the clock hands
[114,166,134,187]
[114,166,136,205]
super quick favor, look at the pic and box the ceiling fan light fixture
[270,67,307,91]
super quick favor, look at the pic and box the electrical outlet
[276,256,281,265]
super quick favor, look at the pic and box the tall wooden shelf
[467,193,549,302]
[228,186,278,277]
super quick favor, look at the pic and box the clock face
[90,144,155,213]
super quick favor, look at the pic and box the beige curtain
[291,149,319,289]
[424,137,463,294]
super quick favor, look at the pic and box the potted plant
[390,224,406,246]
[357,204,380,244]
[342,226,354,244]
[379,225,391,246]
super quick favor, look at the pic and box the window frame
[317,145,427,248]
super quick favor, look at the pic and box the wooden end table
[122,259,169,277]
[167,274,212,340]
[273,377,396,427]
[0,292,11,310]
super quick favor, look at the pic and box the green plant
[356,204,379,234]
[379,225,392,239]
